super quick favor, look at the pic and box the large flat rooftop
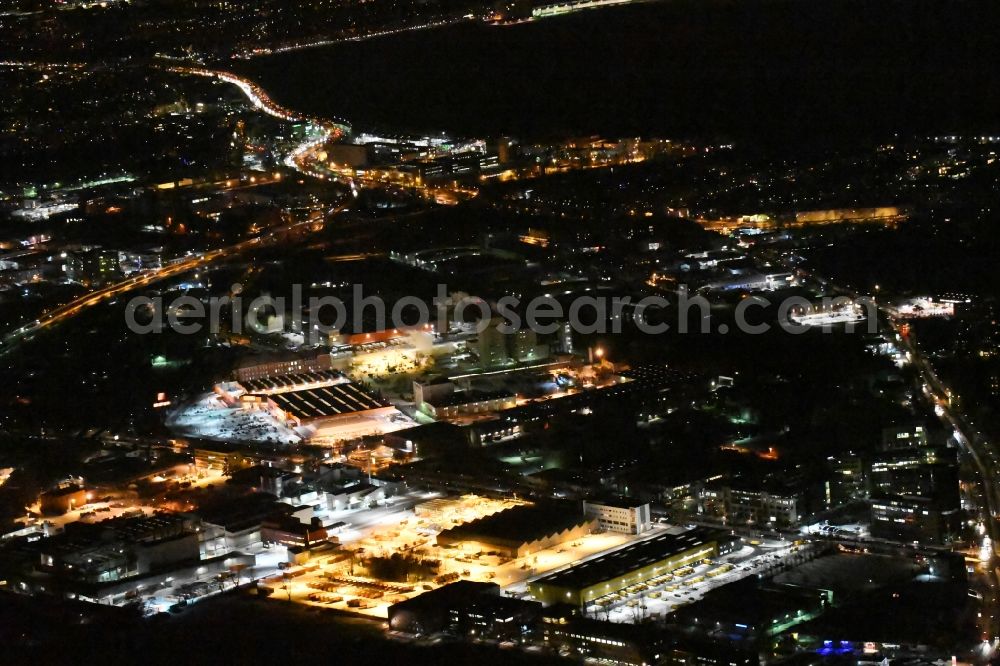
[264,382,387,420]
[533,527,722,591]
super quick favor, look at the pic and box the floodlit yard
[273,495,632,619]
[166,392,302,444]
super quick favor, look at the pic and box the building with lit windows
[868,431,961,544]
[824,454,865,508]
[420,388,516,420]
[226,370,397,435]
[539,608,759,666]
[233,352,336,382]
[528,528,737,606]
[0,513,253,605]
[880,423,929,450]
[65,249,120,286]
[700,479,805,528]
[869,495,962,544]
[870,446,959,502]
[583,499,652,535]
[539,613,667,666]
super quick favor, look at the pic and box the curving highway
[0,209,347,359]
[0,66,358,358]
[166,65,351,180]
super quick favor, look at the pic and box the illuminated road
[890,315,1000,650]
[812,271,1000,651]
[531,0,637,19]
[166,65,350,179]
[235,19,463,58]
[0,64,358,357]
[780,263,1000,654]
[167,65,350,129]
[168,65,482,202]
[0,210,346,358]
[1,250,232,356]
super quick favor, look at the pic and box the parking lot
[582,538,811,623]
[237,496,815,624]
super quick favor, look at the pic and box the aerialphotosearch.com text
[124,283,878,341]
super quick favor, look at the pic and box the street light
[589,345,605,364]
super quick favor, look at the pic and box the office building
[700,479,805,528]
[870,446,959,505]
[475,317,549,369]
[869,494,962,544]
[880,423,929,450]
[583,499,652,535]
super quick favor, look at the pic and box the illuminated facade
[700,481,804,528]
[528,529,735,606]
[870,495,961,544]
[582,499,652,535]
[233,353,335,382]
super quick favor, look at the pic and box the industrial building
[236,378,392,432]
[233,352,336,382]
[0,513,254,605]
[419,388,516,420]
[202,365,415,444]
[413,374,519,419]
[388,581,541,639]
[699,478,807,528]
[671,576,830,640]
[538,608,759,666]
[436,501,595,558]
[539,612,669,666]
[262,382,387,422]
[383,421,472,458]
[39,484,89,515]
[475,317,549,369]
[412,495,518,524]
[583,499,652,535]
[528,528,737,606]
[474,364,696,441]
[870,446,959,502]
[238,369,343,393]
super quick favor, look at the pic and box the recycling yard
[257,493,809,623]
[264,494,630,618]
